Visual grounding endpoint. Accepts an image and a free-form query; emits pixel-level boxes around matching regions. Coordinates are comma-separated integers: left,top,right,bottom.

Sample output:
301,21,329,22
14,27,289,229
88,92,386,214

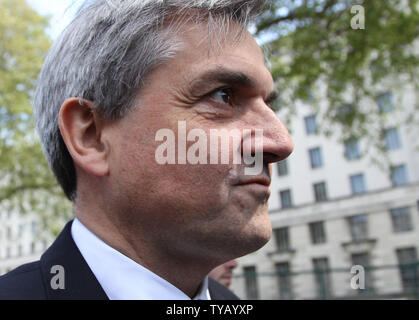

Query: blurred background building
2,86,418,298
0,211,51,275
230,87,419,299
1,1,418,301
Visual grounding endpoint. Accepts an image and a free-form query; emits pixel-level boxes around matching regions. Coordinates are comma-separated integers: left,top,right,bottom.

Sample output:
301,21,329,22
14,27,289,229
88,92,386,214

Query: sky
27,0,80,39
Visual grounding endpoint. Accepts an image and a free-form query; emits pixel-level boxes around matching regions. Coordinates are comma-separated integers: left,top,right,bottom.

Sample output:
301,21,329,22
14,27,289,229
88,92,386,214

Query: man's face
209,260,238,287
105,21,293,263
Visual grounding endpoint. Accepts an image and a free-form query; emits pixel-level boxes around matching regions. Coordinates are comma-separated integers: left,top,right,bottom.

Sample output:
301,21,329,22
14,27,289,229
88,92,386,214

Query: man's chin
231,220,272,257
245,229,272,253
249,209,272,245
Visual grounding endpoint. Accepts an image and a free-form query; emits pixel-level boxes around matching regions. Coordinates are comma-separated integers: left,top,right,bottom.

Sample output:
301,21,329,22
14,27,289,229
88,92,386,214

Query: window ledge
267,248,296,258
341,238,377,254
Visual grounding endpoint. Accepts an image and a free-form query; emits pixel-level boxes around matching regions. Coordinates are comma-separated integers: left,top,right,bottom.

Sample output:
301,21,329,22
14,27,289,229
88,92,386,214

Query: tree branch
256,0,340,34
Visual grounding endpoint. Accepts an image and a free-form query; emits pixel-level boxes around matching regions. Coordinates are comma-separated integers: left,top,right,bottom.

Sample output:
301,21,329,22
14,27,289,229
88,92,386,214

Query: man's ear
58,98,110,177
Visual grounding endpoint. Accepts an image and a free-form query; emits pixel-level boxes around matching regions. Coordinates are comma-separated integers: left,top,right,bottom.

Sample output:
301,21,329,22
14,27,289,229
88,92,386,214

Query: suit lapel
39,220,108,300
208,278,239,300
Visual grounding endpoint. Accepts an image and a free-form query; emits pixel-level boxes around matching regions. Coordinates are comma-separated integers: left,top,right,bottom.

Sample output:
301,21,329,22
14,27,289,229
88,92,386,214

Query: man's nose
226,259,238,270
254,102,294,164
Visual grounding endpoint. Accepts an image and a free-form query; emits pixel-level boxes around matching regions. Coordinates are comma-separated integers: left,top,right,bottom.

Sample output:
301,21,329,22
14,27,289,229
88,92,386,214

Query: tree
0,0,71,236
256,0,419,166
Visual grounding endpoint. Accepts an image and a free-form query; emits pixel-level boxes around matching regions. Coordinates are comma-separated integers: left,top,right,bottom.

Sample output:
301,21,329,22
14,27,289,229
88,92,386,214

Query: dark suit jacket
0,220,239,300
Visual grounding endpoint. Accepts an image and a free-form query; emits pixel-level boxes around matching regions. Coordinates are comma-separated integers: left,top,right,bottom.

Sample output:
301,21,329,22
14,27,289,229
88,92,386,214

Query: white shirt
71,218,211,300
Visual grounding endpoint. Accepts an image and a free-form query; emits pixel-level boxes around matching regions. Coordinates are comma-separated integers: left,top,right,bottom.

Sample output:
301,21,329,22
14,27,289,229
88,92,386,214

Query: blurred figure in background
209,260,238,288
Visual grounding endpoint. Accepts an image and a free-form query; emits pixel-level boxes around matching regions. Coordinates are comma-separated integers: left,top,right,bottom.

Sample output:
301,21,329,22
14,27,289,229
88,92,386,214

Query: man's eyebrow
188,67,256,94
188,66,278,104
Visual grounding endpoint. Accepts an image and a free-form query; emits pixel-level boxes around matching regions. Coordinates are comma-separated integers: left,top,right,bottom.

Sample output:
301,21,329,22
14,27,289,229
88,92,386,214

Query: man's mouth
234,174,271,187
237,176,271,187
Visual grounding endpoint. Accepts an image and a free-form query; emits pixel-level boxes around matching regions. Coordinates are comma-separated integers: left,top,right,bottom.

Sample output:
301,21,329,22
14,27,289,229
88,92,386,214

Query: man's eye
209,88,233,105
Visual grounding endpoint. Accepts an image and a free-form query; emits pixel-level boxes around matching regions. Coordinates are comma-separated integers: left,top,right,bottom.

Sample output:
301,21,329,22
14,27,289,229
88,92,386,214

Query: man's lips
234,175,271,187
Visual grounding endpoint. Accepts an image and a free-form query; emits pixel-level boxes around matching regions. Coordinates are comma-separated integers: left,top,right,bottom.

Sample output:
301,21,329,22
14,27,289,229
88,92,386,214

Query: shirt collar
71,218,210,300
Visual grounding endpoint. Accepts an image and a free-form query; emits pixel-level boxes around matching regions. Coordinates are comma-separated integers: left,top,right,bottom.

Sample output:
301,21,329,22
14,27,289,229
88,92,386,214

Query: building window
304,115,317,135
7,227,12,240
43,240,49,250
31,221,37,235
396,247,418,293
18,224,24,237
337,104,354,122
348,214,369,242
391,207,413,233
274,227,290,252
309,147,323,169
243,266,259,299
30,242,36,254
391,164,409,186
280,189,293,209
350,173,367,195
312,258,332,299
302,87,314,103
313,182,328,202
344,138,361,160
377,92,394,113
351,252,374,293
277,159,288,176
309,221,327,244
384,128,402,150
276,262,293,299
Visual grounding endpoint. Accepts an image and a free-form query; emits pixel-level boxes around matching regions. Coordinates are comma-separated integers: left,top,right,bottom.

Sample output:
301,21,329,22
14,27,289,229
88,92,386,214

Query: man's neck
74,209,212,298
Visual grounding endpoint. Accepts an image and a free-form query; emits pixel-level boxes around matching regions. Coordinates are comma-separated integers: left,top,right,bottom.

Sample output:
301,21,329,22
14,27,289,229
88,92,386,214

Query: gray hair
34,0,266,201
